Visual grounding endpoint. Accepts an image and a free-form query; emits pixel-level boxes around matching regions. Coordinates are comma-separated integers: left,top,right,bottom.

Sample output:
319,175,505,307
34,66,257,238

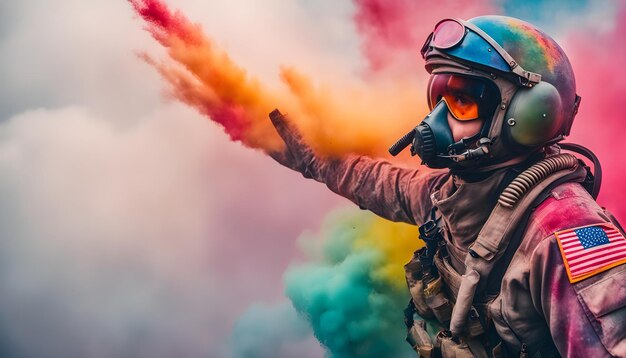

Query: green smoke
284,209,414,357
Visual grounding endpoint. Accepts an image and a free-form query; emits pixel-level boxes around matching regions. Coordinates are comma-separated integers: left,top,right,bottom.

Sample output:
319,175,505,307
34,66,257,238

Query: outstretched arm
268,109,447,225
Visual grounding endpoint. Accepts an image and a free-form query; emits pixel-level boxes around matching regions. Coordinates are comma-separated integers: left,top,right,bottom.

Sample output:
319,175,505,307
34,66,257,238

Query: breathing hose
498,153,579,208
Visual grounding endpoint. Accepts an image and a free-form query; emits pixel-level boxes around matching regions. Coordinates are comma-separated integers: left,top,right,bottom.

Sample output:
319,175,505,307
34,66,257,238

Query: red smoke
129,0,203,45
130,0,285,152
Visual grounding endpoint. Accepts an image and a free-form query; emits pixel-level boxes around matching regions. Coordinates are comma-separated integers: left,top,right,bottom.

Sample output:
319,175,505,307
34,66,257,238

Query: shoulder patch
555,223,626,283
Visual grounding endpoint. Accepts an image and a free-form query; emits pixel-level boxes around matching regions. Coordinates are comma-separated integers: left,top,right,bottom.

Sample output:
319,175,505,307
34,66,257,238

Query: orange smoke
130,0,429,159
129,0,285,152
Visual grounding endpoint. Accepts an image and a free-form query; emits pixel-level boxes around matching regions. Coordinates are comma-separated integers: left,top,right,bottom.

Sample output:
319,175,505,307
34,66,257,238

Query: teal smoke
232,302,318,358
284,210,413,357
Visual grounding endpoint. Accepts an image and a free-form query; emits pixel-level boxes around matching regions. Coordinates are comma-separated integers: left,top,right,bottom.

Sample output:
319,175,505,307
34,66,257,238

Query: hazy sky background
0,1,622,357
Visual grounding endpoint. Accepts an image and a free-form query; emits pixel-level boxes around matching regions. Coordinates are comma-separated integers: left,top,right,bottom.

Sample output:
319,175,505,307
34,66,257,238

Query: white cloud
168,0,363,85
0,0,165,122
0,103,343,356
0,1,357,356
0,105,219,356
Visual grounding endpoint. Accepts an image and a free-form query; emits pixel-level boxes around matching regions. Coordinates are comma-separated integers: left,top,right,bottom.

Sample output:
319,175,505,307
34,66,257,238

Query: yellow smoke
353,217,423,289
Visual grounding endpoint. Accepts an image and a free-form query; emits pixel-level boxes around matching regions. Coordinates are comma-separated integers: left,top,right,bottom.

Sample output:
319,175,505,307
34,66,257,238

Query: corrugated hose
498,153,579,208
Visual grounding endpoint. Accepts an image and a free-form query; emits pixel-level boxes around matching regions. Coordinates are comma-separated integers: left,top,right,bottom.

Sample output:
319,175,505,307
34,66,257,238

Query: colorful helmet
420,15,581,166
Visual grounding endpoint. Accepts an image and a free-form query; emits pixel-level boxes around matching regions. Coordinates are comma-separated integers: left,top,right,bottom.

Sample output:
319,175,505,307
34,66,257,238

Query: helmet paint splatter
468,16,577,115
421,15,580,166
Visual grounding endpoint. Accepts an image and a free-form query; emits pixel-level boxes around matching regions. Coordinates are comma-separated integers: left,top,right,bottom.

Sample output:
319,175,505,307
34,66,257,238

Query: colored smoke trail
130,0,430,158
129,0,284,152
284,210,420,357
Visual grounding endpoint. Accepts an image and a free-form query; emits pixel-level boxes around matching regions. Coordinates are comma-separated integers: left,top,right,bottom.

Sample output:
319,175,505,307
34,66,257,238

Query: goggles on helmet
427,74,499,121
421,19,542,87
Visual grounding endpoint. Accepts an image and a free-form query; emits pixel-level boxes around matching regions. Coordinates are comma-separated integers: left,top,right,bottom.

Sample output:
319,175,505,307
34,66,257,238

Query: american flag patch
555,223,626,283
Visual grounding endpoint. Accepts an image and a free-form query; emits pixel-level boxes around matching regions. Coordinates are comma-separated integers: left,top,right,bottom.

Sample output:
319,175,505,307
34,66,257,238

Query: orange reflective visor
427,74,493,121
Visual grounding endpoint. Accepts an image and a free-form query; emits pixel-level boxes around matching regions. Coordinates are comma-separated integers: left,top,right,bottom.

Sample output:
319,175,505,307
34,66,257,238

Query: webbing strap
470,166,586,263
449,163,588,337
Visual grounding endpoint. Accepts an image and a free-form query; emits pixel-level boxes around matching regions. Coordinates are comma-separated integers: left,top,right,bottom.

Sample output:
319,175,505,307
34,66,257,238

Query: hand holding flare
268,109,328,179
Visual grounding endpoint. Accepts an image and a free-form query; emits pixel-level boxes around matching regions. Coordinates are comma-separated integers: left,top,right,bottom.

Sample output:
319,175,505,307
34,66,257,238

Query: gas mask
390,73,500,169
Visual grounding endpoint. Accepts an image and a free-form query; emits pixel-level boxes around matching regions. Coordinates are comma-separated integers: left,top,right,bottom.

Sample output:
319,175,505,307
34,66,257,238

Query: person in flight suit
266,15,626,357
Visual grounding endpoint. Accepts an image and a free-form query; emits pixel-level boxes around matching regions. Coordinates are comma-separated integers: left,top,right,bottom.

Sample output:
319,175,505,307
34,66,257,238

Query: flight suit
268,112,626,357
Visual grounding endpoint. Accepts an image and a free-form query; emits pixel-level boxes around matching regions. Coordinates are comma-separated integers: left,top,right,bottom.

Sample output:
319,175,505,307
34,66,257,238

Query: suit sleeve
312,154,447,225
266,109,447,225
528,236,626,357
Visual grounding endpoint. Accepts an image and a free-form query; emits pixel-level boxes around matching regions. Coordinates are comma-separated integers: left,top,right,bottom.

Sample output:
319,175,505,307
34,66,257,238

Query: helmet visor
427,74,499,121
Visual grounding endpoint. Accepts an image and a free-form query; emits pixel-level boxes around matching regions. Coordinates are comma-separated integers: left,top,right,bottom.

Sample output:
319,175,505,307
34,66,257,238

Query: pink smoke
353,0,496,76
565,4,626,223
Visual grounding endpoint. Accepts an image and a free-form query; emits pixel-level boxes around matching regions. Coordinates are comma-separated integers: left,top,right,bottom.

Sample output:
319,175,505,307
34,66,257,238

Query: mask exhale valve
389,128,417,157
